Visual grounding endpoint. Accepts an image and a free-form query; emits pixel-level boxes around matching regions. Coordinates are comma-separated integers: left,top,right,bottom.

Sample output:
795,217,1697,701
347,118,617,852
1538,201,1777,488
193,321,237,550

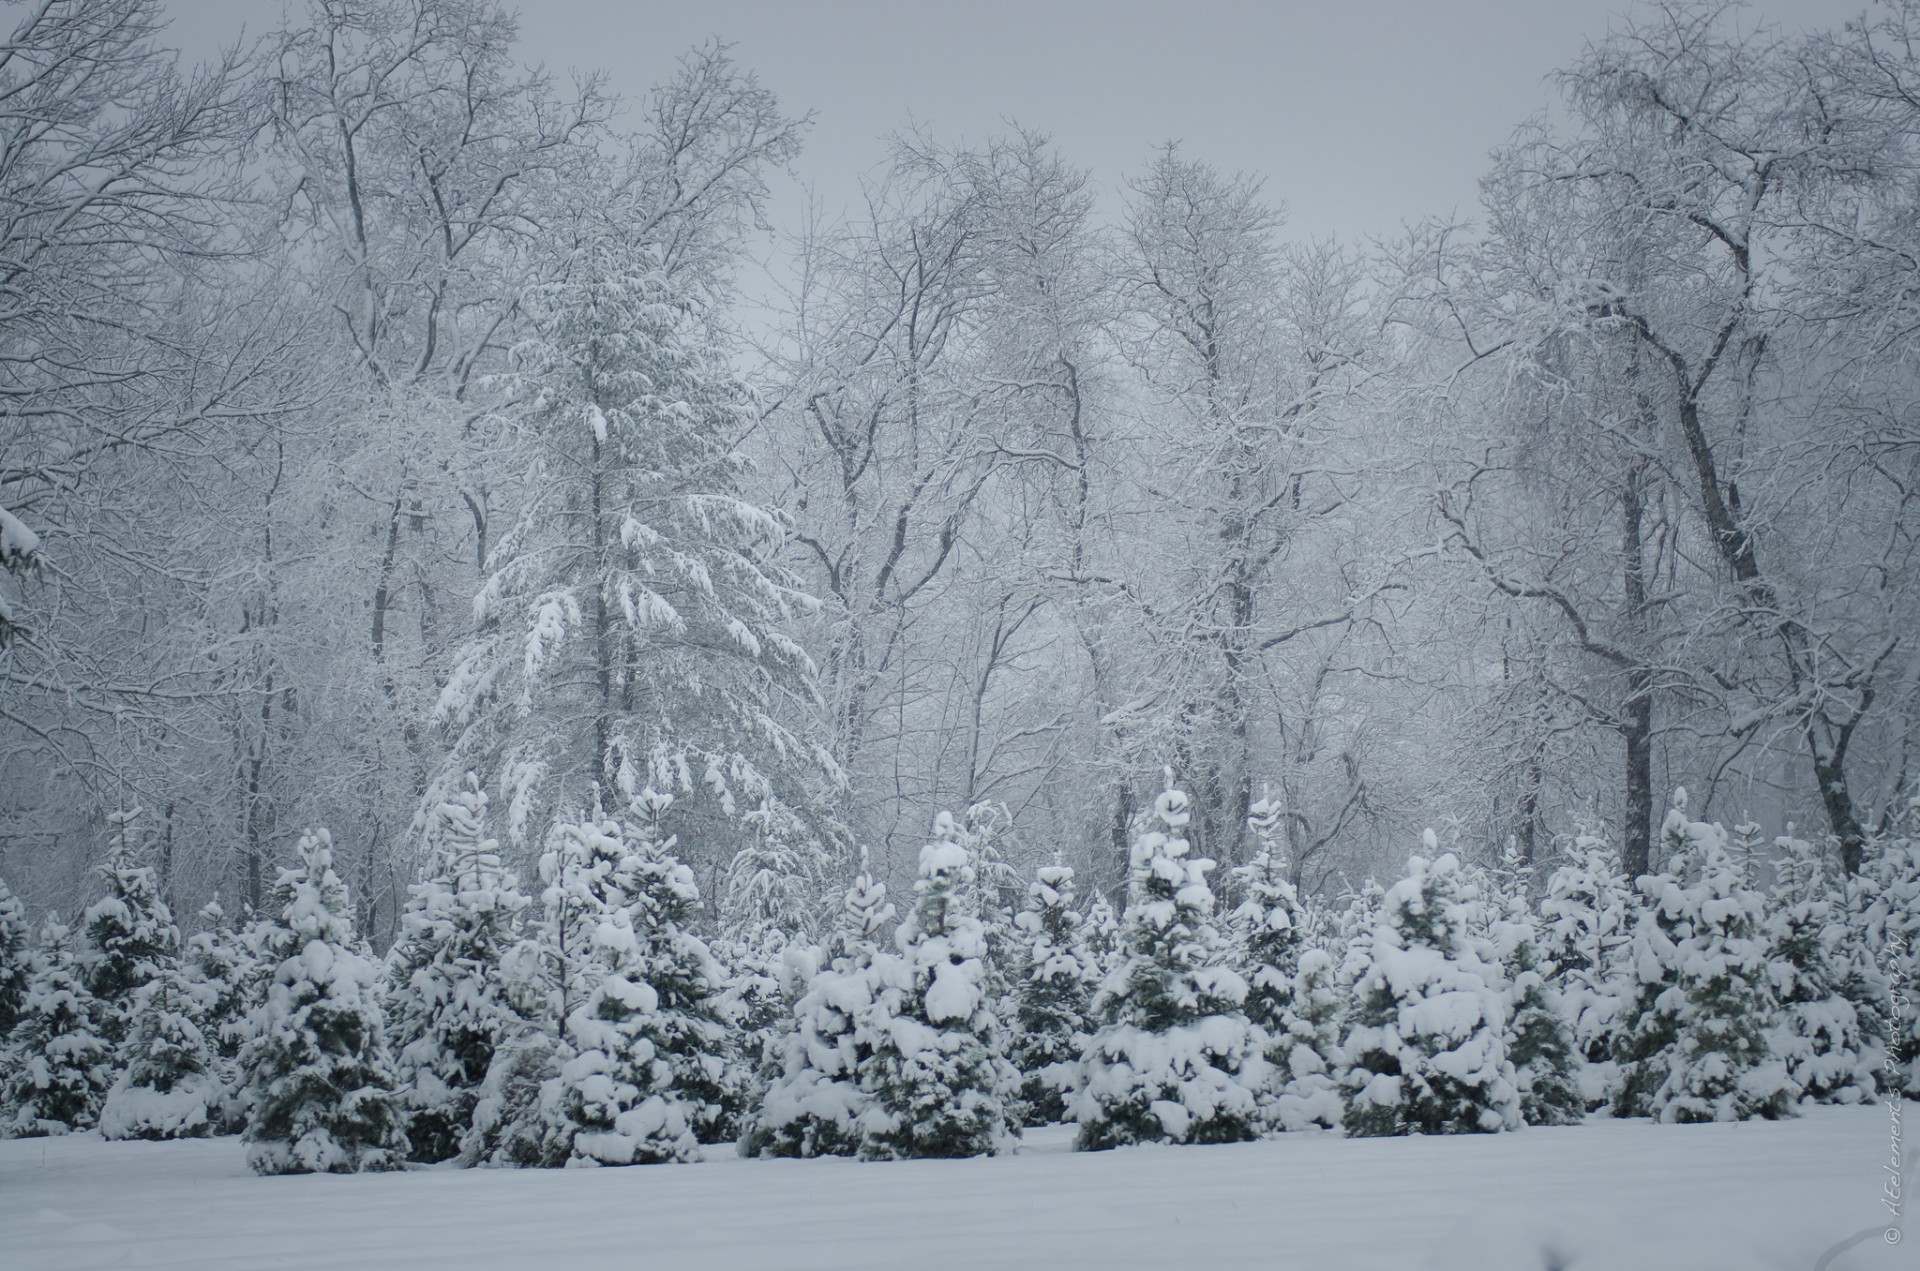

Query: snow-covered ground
1,1105,1911,1270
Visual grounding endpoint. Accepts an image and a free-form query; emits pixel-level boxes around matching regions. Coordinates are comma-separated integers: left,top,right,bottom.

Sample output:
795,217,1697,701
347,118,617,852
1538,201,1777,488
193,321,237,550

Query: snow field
1,1104,1910,1271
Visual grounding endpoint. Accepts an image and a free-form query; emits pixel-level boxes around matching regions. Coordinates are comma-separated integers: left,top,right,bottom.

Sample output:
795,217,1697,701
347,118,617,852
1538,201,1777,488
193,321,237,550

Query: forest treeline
0,0,1916,938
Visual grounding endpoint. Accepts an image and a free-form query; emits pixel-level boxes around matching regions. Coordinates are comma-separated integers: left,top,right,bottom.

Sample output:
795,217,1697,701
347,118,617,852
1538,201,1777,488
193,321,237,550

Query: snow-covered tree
859,811,1018,1159
240,830,408,1174
1081,892,1121,979
99,957,220,1141
182,900,252,1131
740,847,892,1158
1613,796,1795,1123
428,219,832,869
386,775,533,1162
545,791,730,1165
1230,847,1306,1039
1340,842,1521,1137
0,876,28,1037
1008,863,1097,1125
0,917,112,1136
1765,838,1878,1105
1264,948,1344,1131
1482,853,1583,1127
1538,833,1635,1100
1859,836,1920,1096
1072,784,1263,1150
81,808,179,1042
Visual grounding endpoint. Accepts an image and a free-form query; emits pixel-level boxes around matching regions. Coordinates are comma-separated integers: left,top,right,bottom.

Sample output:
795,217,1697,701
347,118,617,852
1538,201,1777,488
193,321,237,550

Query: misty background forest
4,0,1912,932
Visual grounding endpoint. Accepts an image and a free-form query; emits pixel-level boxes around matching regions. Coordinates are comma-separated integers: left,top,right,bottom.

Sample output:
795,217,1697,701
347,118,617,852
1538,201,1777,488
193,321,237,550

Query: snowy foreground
2,1105,1911,1271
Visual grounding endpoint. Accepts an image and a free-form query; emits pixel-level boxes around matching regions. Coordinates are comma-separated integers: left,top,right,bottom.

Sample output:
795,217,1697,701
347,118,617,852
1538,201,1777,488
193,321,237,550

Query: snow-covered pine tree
1482,846,1583,1127
1081,892,1121,980
0,916,112,1136
1229,843,1306,1041
81,807,179,1044
99,956,220,1141
1855,831,1920,1097
1008,862,1097,1126
1072,783,1264,1150
1538,832,1634,1102
386,775,533,1162
956,801,1025,998
1648,837,1796,1123
182,900,252,1132
1764,837,1878,1105
546,791,731,1165
240,830,408,1174
859,812,1018,1159
1265,948,1344,1131
740,847,893,1158
0,876,28,1037
1335,878,1387,993
1340,840,1522,1137
428,221,832,871
1611,793,1709,1119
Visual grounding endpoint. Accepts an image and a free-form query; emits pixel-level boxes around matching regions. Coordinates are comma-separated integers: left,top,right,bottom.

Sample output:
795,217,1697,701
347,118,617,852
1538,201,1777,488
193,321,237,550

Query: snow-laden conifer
1340,841,1521,1137
1071,783,1264,1150
385,775,532,1161
0,916,112,1136
81,808,179,1043
740,847,893,1158
1764,837,1878,1105
240,830,408,1174
1538,833,1633,1104
182,901,253,1131
1481,848,1583,1126
858,812,1018,1158
427,224,832,865
0,876,28,1037
100,957,220,1140
1008,862,1097,1125
1266,948,1344,1131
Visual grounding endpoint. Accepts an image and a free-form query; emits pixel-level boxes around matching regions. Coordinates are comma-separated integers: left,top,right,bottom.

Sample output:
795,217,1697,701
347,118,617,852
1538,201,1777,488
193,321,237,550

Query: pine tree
1538,832,1634,1101
1612,791,1712,1119
183,900,254,1131
1072,783,1264,1150
99,958,220,1140
1081,892,1121,979
1230,845,1306,1039
385,775,533,1162
240,830,408,1174
1483,848,1583,1127
1008,862,1097,1126
956,801,1025,1000
1765,837,1878,1106
0,916,112,1136
1856,833,1920,1097
428,224,832,866
546,791,730,1165
1648,838,1796,1123
1265,948,1344,1131
1340,841,1522,1137
81,808,179,1043
859,811,1018,1159
0,875,28,1037
740,847,892,1158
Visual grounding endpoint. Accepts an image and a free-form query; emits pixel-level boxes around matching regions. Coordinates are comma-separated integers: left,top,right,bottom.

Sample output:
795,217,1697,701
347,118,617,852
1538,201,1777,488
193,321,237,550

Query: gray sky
164,0,1871,244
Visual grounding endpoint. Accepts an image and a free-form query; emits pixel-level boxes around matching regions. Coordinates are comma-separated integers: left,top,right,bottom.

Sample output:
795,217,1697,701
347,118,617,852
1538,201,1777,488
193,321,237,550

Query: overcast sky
164,0,1871,246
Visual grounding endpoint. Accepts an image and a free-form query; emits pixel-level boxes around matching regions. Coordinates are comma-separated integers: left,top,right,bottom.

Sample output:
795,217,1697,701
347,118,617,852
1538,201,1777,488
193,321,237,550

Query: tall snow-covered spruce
81,808,180,1045
859,812,1018,1159
741,846,893,1159
1,916,113,1136
429,221,833,871
1339,841,1521,1137
239,831,408,1174
1071,784,1263,1150
385,775,532,1162
1008,862,1097,1126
